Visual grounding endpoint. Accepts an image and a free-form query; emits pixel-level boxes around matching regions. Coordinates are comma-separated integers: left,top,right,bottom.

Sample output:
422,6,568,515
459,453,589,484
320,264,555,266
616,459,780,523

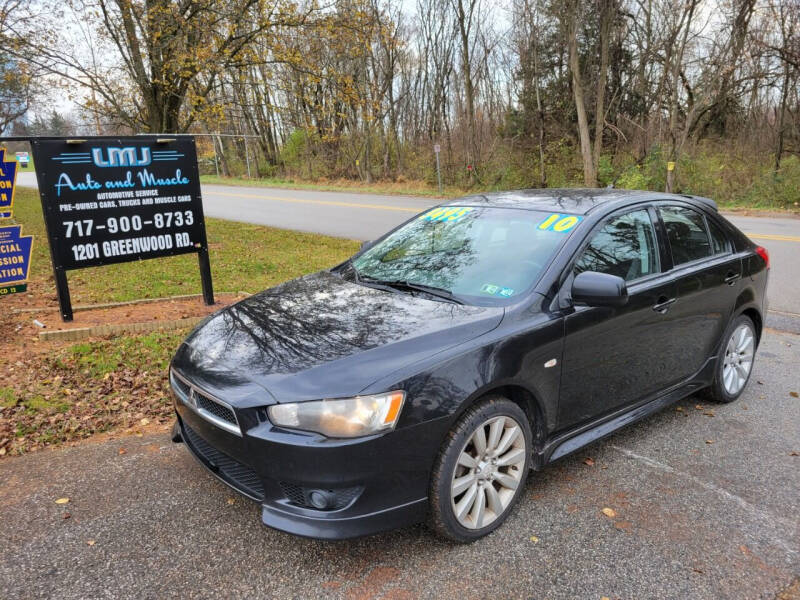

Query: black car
170,189,769,542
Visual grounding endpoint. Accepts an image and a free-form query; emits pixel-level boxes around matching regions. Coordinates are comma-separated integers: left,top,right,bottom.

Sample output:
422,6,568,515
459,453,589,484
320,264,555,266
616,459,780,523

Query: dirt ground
1,293,243,361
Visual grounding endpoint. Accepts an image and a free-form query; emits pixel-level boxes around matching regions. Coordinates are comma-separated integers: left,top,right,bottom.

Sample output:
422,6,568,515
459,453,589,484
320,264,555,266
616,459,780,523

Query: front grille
280,482,307,506
195,392,236,425
171,369,241,436
170,371,191,398
278,482,361,510
183,424,265,501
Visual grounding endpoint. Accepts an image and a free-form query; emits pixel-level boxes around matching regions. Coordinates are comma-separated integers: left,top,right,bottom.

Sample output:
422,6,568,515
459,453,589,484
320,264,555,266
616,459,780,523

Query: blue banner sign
0,148,19,219
0,224,33,294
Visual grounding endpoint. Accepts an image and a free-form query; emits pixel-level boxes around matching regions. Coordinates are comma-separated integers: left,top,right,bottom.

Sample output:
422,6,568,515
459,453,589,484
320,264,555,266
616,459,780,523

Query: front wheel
706,314,757,403
429,396,532,543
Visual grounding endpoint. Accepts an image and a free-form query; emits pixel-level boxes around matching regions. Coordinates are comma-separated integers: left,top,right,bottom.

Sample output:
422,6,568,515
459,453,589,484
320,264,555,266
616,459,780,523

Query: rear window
660,206,712,265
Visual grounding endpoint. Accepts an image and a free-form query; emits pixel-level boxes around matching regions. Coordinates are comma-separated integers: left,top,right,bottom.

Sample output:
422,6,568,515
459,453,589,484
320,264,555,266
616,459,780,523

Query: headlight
267,391,406,438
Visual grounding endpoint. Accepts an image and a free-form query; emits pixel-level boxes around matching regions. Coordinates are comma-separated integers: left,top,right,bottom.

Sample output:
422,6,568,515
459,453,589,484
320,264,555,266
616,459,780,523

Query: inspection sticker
421,207,474,222
481,283,514,297
537,213,583,233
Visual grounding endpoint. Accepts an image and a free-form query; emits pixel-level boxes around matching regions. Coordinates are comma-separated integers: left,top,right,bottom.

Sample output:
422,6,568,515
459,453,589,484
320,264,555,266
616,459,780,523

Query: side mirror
360,240,373,251
571,271,628,307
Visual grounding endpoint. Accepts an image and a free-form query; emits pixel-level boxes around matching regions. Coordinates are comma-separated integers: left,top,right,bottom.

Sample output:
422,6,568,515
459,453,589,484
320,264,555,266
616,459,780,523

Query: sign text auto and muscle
34,138,207,270
30,136,213,320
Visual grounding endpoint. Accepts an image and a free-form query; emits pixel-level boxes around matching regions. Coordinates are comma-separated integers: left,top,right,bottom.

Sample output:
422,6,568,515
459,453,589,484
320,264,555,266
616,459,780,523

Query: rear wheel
429,396,531,543
706,314,756,403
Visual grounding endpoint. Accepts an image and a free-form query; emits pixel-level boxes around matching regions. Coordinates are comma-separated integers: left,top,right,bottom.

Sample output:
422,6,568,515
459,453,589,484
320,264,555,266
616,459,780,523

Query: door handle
652,296,676,313
725,271,741,285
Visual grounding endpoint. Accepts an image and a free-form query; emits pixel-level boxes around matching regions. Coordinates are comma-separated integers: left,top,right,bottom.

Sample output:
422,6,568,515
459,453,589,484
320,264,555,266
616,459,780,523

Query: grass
24,395,71,414
64,331,184,377
0,387,16,409
200,173,455,198
11,187,360,304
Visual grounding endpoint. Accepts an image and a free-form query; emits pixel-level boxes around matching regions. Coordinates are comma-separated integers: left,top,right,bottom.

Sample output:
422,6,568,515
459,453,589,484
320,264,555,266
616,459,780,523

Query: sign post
434,144,442,195
29,136,213,321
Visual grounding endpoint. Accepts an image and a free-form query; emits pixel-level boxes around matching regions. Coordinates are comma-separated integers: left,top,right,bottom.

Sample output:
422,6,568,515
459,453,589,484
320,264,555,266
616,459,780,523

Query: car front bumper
173,396,449,540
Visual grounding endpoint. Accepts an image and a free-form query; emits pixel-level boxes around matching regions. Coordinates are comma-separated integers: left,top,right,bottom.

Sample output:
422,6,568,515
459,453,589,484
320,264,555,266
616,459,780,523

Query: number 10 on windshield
538,214,583,233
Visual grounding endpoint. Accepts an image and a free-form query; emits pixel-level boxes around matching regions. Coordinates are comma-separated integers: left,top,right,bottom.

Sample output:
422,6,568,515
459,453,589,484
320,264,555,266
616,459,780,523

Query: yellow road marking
744,232,800,242
211,190,422,213
209,191,800,241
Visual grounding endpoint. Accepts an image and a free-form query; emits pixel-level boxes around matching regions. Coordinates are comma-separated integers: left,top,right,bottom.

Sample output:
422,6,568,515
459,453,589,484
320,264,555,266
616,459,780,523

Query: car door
657,204,742,380
557,206,678,430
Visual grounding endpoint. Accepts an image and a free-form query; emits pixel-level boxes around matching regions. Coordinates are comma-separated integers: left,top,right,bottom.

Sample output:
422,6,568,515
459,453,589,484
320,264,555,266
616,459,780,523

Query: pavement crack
609,444,799,557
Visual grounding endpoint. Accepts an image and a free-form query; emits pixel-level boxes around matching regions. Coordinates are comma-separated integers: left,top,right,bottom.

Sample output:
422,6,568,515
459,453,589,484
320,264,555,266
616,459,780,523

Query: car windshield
350,206,583,303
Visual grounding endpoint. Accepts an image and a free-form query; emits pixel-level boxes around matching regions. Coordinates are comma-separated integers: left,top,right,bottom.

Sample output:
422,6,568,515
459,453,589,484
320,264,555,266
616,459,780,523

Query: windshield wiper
358,276,464,304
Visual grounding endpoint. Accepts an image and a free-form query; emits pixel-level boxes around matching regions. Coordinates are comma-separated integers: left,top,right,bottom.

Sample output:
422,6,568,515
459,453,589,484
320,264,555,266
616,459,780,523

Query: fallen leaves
790,392,798,398
705,440,714,445
529,535,539,543
0,330,186,457
583,457,595,466
703,411,715,417
55,497,70,505
226,497,235,505
601,507,616,518
790,451,798,457
87,540,96,546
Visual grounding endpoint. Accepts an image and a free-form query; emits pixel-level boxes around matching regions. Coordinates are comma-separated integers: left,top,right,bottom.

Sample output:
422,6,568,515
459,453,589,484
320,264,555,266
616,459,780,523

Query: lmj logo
91,147,152,168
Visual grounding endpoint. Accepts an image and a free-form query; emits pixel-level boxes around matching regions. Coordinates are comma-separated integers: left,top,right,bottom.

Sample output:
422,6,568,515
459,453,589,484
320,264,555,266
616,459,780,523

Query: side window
660,206,712,265
574,209,660,281
707,218,730,254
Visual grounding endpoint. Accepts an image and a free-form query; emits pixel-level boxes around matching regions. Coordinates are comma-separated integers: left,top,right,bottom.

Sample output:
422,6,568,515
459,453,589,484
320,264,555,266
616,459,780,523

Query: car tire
429,396,532,543
705,314,757,403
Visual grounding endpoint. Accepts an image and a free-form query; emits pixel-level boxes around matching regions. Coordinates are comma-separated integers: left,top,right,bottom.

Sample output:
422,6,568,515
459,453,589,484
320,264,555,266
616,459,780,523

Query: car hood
173,271,504,404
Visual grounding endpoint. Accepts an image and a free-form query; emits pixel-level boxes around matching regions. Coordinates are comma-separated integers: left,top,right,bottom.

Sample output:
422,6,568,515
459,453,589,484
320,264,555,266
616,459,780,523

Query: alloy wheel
450,415,527,530
722,322,754,395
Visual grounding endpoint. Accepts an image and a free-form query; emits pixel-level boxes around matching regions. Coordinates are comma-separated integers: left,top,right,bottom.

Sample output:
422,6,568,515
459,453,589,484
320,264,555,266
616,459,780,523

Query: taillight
755,246,770,269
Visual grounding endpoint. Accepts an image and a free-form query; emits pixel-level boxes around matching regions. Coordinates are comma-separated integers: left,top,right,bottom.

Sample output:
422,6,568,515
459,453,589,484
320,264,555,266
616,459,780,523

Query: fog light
308,490,334,510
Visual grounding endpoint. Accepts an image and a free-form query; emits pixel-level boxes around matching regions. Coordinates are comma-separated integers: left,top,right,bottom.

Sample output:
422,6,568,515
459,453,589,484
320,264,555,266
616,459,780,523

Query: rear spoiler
682,194,718,211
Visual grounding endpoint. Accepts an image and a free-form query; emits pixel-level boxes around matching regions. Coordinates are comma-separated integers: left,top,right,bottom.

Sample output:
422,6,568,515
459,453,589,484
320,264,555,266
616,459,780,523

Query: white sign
434,144,441,153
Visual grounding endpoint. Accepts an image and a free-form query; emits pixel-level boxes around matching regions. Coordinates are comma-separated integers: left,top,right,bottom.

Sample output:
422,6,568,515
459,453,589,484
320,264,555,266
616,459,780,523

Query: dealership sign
0,225,32,296
0,147,31,297
30,136,213,320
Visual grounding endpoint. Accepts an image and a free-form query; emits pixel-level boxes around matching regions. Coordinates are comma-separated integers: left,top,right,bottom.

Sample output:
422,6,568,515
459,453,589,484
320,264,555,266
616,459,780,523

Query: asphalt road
1,328,798,599
17,172,800,319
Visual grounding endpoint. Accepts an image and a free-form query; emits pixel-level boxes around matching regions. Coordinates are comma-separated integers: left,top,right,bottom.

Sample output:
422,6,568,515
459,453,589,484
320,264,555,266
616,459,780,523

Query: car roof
442,188,717,215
